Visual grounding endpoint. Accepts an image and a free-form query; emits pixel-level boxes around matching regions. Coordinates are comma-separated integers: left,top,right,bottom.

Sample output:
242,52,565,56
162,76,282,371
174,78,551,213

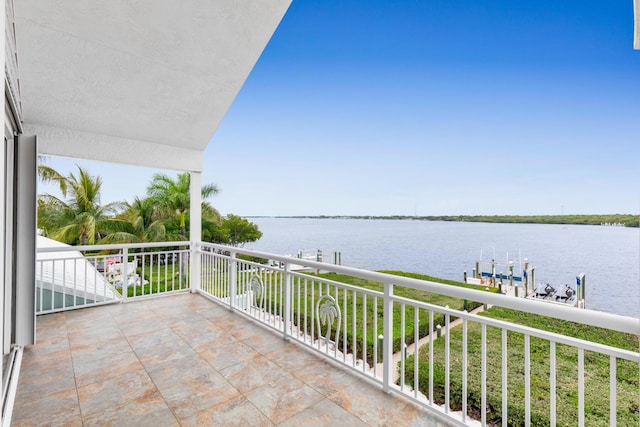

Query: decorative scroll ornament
316,295,341,345
249,274,265,309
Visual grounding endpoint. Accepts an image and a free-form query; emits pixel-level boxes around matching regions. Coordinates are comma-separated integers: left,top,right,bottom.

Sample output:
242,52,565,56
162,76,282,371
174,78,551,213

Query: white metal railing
33,240,639,425
35,241,190,314
198,243,640,427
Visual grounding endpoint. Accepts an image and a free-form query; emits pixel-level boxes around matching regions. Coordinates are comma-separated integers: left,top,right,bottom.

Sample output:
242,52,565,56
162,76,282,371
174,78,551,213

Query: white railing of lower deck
35,241,190,314
198,243,640,427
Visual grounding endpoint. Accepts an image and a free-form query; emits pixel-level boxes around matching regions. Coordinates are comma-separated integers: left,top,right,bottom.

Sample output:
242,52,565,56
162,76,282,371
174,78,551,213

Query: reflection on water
246,218,640,318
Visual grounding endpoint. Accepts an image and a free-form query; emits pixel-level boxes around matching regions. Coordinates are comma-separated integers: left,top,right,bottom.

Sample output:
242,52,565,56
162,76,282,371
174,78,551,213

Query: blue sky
41,0,639,216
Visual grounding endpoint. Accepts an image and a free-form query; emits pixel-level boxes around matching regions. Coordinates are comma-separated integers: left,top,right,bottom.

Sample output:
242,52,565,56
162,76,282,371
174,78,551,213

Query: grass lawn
404,306,639,426
276,270,496,365
115,263,190,298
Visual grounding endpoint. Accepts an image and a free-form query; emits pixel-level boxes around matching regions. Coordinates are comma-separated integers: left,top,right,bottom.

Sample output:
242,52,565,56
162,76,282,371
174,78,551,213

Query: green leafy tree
205,214,262,247
38,166,126,245
147,172,220,238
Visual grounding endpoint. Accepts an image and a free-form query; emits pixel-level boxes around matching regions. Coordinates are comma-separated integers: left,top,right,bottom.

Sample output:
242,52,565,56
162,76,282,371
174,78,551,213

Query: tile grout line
63,311,86,426
77,298,249,424
108,300,184,426
199,298,337,425
219,311,327,425
178,297,270,423
177,295,277,425
111,295,245,425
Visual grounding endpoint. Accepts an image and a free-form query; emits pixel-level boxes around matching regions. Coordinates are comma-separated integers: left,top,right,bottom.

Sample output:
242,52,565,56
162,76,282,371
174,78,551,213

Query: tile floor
12,293,449,426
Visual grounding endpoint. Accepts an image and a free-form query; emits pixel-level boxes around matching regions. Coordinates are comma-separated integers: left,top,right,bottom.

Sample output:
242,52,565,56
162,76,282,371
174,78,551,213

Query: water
245,218,640,318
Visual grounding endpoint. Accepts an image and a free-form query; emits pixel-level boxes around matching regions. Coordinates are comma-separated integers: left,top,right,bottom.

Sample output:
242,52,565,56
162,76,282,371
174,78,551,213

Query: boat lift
464,250,533,293
464,250,586,309
529,273,586,308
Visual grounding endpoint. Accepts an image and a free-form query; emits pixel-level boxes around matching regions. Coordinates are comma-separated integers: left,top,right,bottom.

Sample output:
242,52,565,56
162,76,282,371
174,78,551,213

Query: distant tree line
415,214,639,227
270,214,639,227
37,164,262,246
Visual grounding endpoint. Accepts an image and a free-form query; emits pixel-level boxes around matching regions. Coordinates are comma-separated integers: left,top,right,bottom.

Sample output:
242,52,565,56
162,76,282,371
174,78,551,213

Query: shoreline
246,214,640,227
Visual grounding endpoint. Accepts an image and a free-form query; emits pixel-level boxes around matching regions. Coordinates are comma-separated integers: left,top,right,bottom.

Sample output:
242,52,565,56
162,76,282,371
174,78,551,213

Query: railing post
189,170,202,293
190,241,200,293
531,267,535,295
121,247,128,302
383,281,394,393
283,262,291,340
509,264,514,287
229,251,237,311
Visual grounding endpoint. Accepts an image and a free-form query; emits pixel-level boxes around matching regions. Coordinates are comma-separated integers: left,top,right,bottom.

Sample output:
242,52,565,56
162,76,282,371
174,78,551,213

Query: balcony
13,293,445,426
8,241,640,426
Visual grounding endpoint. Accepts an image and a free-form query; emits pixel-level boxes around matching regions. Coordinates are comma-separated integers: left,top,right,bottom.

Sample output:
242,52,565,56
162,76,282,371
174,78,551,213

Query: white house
2,1,639,425
3,0,291,421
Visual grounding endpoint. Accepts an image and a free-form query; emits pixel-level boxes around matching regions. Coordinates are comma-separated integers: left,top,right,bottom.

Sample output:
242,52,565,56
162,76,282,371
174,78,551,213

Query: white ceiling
14,0,291,171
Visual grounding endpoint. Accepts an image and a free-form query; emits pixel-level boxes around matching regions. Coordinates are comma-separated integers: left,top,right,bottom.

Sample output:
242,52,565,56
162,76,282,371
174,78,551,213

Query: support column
15,135,37,346
189,171,202,293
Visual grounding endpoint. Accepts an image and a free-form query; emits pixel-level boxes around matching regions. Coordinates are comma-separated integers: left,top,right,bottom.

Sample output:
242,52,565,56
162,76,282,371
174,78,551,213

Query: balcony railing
197,243,640,427
35,241,640,426
36,241,190,314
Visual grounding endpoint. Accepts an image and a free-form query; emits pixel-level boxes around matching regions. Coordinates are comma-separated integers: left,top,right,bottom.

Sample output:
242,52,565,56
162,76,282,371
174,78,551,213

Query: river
245,218,640,318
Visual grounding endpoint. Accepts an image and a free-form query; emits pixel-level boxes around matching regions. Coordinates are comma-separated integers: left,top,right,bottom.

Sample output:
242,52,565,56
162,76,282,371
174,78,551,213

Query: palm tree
37,157,67,196
100,197,183,244
38,166,126,245
147,172,220,238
